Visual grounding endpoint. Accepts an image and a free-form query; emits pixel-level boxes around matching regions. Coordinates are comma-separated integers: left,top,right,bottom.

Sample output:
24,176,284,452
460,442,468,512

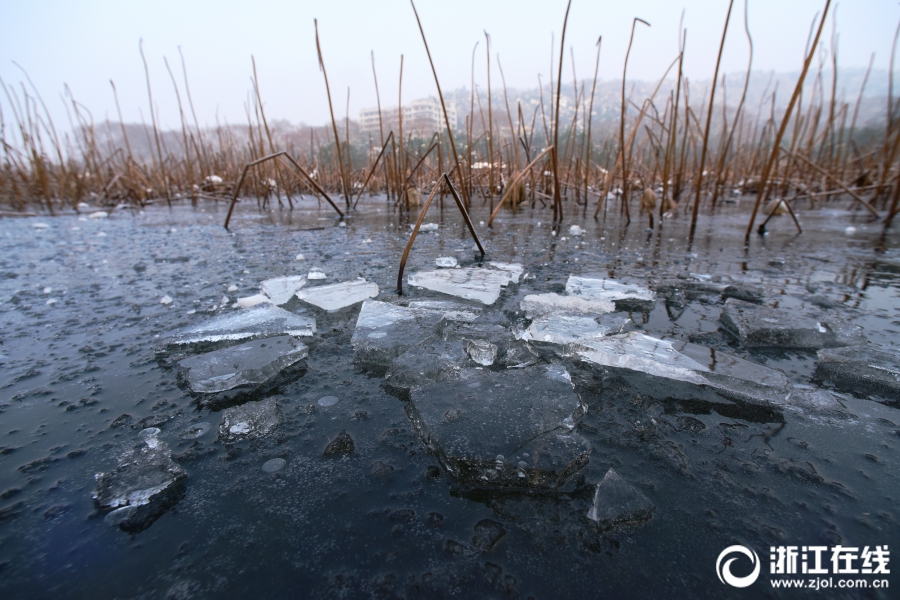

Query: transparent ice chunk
487,261,524,283
720,298,865,349
235,294,271,309
520,314,630,350
814,346,900,404
295,278,379,311
217,397,283,443
435,256,458,268
587,468,654,529
466,339,498,366
352,300,478,368
577,331,792,406
93,436,187,532
408,268,516,305
177,335,308,395
405,365,590,491
566,276,655,304
260,275,306,305
520,293,615,319
157,304,315,358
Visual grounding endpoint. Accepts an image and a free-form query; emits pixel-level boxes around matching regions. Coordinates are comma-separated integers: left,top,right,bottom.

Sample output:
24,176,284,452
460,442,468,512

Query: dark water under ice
0,196,898,599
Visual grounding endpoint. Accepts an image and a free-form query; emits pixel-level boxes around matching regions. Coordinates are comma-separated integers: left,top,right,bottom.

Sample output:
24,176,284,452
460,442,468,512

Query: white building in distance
359,97,458,138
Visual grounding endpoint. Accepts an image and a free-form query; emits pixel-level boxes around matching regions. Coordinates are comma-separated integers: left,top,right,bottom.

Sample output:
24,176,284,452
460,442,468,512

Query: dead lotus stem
488,145,554,227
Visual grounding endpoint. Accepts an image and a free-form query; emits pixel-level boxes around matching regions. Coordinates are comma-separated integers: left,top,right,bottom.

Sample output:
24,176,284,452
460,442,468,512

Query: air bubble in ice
262,458,286,473
318,396,339,407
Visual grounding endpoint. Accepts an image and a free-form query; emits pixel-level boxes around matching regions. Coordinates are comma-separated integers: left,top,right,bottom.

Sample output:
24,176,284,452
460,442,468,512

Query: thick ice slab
352,300,479,368
218,397,283,443
408,268,516,305
93,433,187,533
406,365,591,491
260,275,306,305
520,314,630,350
177,335,307,400
566,276,655,307
720,298,865,349
520,293,615,319
587,469,654,530
295,278,379,311
487,261,524,283
576,331,791,406
157,304,315,358
385,339,469,398
814,346,900,404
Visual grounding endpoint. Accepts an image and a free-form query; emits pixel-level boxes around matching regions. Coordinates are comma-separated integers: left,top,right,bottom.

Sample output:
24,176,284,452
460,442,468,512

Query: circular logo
716,545,761,588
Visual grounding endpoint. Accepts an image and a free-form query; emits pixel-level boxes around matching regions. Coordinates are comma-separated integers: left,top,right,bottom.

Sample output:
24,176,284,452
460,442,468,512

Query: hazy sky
1,0,898,132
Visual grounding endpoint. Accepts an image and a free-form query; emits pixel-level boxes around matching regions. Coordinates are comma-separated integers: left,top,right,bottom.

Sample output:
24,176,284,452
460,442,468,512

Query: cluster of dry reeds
2,0,899,236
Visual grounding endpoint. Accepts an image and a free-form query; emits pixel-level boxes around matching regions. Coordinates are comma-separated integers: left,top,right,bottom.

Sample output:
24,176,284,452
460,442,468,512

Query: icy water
0,197,898,599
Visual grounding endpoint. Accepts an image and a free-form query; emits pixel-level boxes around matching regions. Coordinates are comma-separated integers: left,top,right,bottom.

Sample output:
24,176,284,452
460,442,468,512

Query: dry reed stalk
138,39,170,204
488,145,554,226
485,31,495,212
690,0,733,236
584,37,602,216
618,18,651,225
551,0,573,222
409,0,469,209
314,19,350,207
745,0,833,241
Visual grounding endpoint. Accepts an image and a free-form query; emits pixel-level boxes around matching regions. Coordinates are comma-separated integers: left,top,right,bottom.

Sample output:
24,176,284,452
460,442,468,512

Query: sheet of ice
295,278,379,311
815,346,900,404
520,314,630,350
260,275,306,305
577,332,709,386
408,268,515,305
352,300,478,368
385,339,469,397
93,434,187,532
587,469,654,529
435,256,458,268
235,294,272,309
578,331,792,406
307,269,327,280
520,293,615,319
566,276,655,303
487,261,524,283
720,298,865,349
217,397,283,443
406,365,590,491
158,304,315,357
411,223,439,231
177,335,308,394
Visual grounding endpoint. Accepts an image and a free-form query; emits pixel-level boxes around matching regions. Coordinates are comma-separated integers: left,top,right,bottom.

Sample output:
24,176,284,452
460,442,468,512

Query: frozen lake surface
0,197,898,598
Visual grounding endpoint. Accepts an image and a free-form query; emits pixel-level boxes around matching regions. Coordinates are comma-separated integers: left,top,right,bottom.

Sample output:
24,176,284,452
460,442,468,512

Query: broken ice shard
93,434,187,533
408,268,516,305
235,294,271,309
352,300,479,369
385,340,469,398
260,275,306,305
157,304,315,359
520,293,615,319
217,397,283,443
466,339,498,366
720,298,865,349
566,276,654,310
587,468,654,530
295,278,378,311
576,331,792,406
405,364,591,491
177,335,307,402
520,314,630,351
435,256,458,268
814,346,900,404
487,261,524,283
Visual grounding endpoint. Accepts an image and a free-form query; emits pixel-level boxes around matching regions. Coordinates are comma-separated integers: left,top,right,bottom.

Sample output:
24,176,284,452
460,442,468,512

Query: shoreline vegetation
2,0,900,239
